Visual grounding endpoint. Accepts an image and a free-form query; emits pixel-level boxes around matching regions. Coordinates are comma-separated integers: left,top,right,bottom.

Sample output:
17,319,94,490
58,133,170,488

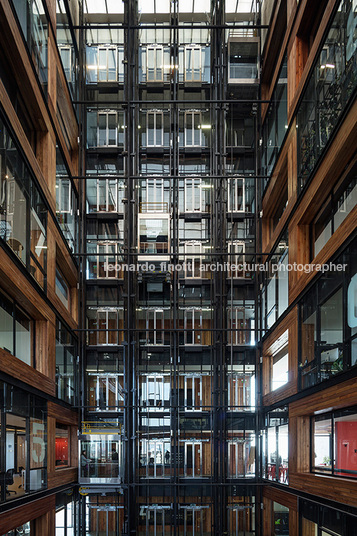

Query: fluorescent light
326,63,335,68
200,124,211,129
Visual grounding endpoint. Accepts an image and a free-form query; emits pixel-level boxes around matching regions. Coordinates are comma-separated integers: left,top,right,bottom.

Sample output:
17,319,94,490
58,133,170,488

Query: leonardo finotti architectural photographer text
104,261,348,274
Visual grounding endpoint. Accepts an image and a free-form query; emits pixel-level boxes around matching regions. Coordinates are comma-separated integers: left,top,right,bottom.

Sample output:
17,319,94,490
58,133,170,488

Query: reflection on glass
313,417,332,473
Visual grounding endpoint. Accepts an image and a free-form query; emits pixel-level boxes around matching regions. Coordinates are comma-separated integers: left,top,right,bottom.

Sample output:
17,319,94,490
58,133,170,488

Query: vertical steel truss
79,0,261,533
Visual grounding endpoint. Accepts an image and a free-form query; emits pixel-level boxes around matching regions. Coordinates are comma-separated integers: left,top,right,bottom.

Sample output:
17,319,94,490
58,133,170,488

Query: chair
5,468,17,495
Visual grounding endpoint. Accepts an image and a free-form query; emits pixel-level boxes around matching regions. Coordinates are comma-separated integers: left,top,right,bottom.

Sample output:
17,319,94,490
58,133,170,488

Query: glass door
228,178,245,212
147,46,164,81
96,178,118,212
184,309,203,345
184,374,202,411
185,112,202,146
97,112,117,147
185,46,202,81
96,242,118,278
147,111,164,147
228,242,246,278
87,505,122,536
184,242,202,278
140,506,171,536
98,47,117,82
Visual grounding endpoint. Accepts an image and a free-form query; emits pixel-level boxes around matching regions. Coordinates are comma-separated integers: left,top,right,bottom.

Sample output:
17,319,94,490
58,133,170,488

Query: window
139,439,171,478
299,499,357,535
312,408,357,479
228,433,256,478
139,178,170,213
298,243,356,391
180,506,210,535
264,408,289,484
56,497,75,536
87,373,124,411
59,45,72,82
228,241,246,278
80,427,122,483
12,0,48,93
98,47,117,81
182,178,211,212
184,46,202,81
267,330,289,392
228,305,255,346
0,115,47,287
0,382,47,502
139,506,171,535
179,373,211,411
86,178,125,213
297,0,357,190
228,499,255,536
182,308,211,345
312,168,357,257
57,0,78,97
228,372,255,410
138,215,169,258
261,56,288,182
312,415,332,474
147,46,164,81
98,111,118,146
56,320,77,405
56,148,78,252
56,267,70,309
55,424,70,468
228,40,259,81
228,177,245,212
87,242,122,279
86,46,124,83
184,242,203,278
179,440,208,477
137,309,170,346
0,291,33,366
139,373,170,409
146,111,164,147
273,502,289,536
184,111,202,146
87,308,123,346
263,236,289,331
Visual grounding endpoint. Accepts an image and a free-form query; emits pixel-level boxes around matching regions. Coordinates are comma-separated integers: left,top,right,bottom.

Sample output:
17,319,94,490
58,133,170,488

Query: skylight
84,0,124,14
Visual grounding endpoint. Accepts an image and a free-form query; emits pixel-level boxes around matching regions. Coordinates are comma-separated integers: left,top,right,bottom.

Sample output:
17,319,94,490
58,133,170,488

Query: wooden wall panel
48,467,78,489
0,495,56,534
0,348,55,396
263,486,298,509
290,378,357,418
48,401,79,425
289,473,357,508
35,509,56,536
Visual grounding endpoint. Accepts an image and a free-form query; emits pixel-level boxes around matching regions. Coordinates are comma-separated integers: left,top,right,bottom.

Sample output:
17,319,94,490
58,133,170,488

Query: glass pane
107,114,117,146
15,307,31,365
98,49,107,81
0,294,14,355
6,177,27,265
313,417,332,473
98,114,107,145
107,49,116,81
334,412,357,478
